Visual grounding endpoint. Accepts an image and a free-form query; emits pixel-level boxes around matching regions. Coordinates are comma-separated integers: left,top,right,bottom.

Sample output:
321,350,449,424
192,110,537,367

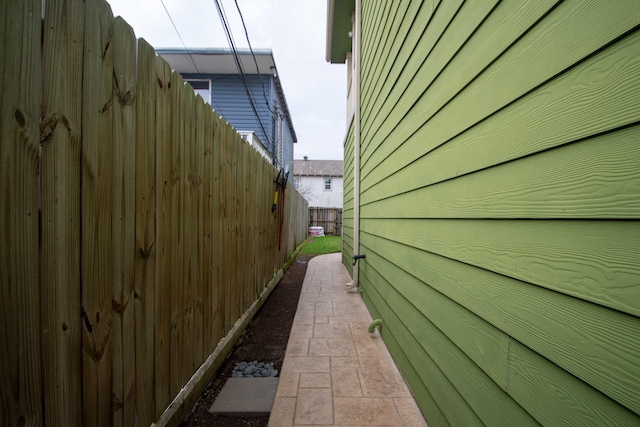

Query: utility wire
159,0,225,114
213,0,276,164
234,0,270,110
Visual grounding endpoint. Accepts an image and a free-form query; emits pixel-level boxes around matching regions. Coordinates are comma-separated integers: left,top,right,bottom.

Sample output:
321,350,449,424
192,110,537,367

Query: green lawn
299,235,342,255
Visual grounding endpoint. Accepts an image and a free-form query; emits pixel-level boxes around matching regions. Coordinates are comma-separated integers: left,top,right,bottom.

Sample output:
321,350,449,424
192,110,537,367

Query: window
324,178,332,190
185,80,211,105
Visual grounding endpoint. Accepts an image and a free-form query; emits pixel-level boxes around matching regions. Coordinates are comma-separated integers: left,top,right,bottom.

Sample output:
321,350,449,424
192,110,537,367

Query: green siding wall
342,121,355,274
348,0,640,426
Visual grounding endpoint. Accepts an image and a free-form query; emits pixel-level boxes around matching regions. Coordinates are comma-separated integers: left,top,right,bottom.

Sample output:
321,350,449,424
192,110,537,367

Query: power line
159,0,225,114
212,0,276,165
233,0,270,109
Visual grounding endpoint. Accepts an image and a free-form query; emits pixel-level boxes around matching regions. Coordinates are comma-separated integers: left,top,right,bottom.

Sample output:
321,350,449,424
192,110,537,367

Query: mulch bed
180,254,314,427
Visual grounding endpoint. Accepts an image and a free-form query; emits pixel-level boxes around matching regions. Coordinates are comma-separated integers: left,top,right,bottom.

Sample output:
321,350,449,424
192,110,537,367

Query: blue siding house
157,48,297,172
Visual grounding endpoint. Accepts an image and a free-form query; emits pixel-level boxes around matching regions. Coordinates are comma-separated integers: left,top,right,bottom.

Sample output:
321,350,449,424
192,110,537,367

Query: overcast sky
106,0,347,161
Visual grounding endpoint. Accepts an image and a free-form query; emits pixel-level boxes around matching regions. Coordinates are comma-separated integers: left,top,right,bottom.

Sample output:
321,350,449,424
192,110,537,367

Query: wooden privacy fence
0,0,309,425
309,207,343,235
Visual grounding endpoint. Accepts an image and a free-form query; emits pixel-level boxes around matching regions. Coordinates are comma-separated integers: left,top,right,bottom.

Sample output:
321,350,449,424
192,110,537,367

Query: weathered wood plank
219,120,230,333
40,0,84,425
0,0,42,425
134,38,157,427
181,82,195,384
362,0,640,188
211,113,223,345
202,103,214,357
360,232,640,414
194,95,206,364
364,217,640,317
154,55,173,417
361,124,640,219
170,71,185,397
80,1,115,424
110,16,137,426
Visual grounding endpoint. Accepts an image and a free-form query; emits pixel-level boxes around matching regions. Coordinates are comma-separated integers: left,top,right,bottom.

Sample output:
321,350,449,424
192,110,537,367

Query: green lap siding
344,0,640,425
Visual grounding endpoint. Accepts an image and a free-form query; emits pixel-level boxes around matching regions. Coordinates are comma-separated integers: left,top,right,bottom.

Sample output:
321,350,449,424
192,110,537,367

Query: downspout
346,0,362,291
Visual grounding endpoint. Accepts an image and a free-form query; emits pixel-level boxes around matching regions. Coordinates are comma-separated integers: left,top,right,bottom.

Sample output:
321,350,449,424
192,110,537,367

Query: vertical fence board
111,17,137,426
221,122,231,332
81,0,115,425
181,84,195,383
202,106,214,357
0,0,42,425
154,56,173,417
134,38,157,427
170,71,185,397
195,96,206,364
212,114,224,344
41,0,83,425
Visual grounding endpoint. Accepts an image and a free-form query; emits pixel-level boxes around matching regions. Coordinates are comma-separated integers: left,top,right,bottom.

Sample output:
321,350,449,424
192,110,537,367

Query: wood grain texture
169,70,185,397
40,0,84,425
80,1,115,424
361,258,539,427
364,217,640,317
111,17,137,426
361,0,640,191
0,0,42,425
134,38,157,427
360,232,640,415
361,125,640,219
154,55,173,417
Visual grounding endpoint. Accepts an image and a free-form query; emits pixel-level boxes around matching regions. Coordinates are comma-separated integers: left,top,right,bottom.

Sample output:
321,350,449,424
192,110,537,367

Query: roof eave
326,0,355,64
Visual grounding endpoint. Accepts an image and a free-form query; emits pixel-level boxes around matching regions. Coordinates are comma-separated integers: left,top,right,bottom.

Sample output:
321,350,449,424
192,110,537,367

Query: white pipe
346,0,361,291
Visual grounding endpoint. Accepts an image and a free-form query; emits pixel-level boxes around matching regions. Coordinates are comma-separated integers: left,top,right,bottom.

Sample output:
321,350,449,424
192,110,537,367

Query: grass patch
299,235,341,255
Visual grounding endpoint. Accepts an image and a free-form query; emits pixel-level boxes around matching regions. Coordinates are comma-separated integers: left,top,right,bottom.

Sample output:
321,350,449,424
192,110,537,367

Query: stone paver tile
331,368,362,397
268,397,296,427
295,317,314,325
359,365,411,397
314,323,352,339
314,316,328,324
309,339,356,357
276,372,300,398
299,373,331,388
351,326,387,358
333,309,370,319
300,302,316,310
285,338,309,357
395,397,429,427
289,323,314,338
334,397,403,426
331,356,361,370
282,356,330,373
296,309,315,319
315,303,335,317
294,388,333,425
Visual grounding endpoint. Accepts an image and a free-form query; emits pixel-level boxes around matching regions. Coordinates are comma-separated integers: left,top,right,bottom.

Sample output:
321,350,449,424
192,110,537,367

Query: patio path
268,253,428,427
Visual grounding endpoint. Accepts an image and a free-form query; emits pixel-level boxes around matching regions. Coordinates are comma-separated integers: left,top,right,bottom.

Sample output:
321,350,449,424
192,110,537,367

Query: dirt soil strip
181,254,314,427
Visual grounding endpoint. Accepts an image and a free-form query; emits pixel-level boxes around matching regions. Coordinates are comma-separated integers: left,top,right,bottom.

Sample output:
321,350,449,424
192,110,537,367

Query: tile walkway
268,253,428,427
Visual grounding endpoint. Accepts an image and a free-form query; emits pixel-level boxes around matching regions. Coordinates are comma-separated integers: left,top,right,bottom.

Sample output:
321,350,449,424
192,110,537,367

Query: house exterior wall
348,1,640,426
295,176,344,208
182,73,294,170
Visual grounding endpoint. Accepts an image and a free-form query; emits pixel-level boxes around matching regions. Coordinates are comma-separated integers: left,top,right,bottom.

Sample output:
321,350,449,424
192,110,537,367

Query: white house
293,158,343,208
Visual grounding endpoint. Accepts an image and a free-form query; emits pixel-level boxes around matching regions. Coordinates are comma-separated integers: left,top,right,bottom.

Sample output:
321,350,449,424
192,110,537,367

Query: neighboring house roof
156,47,297,142
326,0,355,63
293,159,344,177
